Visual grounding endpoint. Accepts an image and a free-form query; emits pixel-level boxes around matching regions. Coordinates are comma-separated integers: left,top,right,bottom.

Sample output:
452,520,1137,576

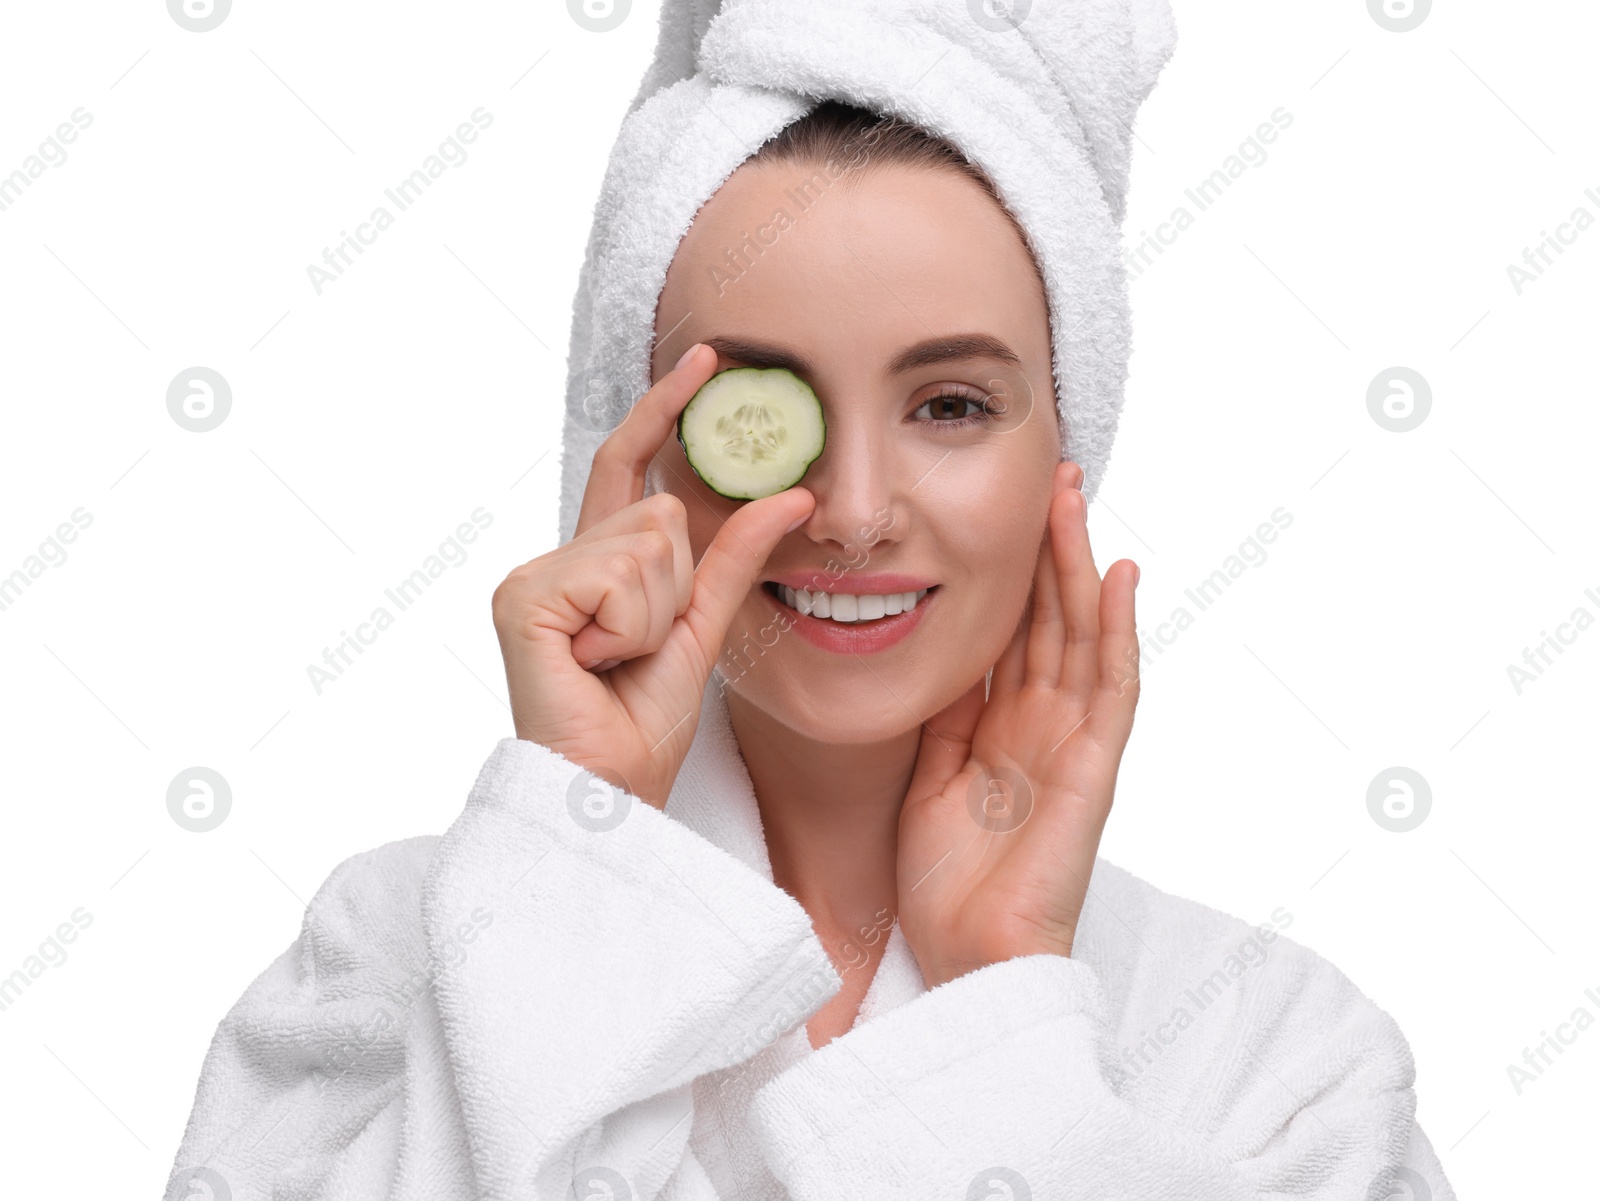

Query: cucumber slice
676,367,826,501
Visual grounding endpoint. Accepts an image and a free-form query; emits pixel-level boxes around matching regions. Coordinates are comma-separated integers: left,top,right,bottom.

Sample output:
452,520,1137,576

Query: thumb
908,673,987,799
679,487,815,669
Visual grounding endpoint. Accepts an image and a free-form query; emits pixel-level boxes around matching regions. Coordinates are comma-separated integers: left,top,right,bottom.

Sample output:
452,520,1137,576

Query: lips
759,581,939,654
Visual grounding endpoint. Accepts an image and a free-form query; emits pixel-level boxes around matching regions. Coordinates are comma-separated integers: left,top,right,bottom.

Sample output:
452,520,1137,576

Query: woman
166,6,1456,1200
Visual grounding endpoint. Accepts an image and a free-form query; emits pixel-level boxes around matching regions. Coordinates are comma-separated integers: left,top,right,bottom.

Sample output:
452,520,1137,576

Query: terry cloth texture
165,672,1457,1199
559,0,1183,545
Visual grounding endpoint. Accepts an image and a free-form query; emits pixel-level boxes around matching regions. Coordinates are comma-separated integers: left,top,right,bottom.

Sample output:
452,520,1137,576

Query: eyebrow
701,332,1022,379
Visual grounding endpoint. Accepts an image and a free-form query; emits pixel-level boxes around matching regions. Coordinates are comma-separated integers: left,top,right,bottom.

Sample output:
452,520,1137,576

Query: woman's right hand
491,343,815,810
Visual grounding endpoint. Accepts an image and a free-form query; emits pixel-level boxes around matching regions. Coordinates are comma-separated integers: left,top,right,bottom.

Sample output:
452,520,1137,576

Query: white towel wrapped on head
560,0,1180,544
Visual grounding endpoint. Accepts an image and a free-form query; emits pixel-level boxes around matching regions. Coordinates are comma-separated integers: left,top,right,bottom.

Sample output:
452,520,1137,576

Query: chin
723,652,967,746
771,699,925,746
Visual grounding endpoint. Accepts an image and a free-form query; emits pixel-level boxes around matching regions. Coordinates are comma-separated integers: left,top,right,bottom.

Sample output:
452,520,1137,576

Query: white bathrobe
165,672,1456,1200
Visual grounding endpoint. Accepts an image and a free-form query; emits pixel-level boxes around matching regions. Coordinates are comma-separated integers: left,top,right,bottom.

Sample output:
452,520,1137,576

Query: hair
747,99,1049,303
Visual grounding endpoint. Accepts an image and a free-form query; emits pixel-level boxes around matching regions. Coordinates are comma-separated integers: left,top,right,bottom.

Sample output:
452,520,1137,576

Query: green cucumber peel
675,366,826,501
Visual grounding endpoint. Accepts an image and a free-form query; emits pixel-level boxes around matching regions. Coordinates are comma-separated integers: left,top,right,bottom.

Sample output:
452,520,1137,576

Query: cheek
930,458,1049,578
954,522,1042,623
923,472,1053,662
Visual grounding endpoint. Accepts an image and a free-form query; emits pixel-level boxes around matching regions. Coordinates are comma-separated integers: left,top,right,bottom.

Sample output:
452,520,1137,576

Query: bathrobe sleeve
165,736,839,1201
747,948,1456,1201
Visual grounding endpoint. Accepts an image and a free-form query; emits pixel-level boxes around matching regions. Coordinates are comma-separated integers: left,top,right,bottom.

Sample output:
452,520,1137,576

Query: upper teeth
777,584,930,622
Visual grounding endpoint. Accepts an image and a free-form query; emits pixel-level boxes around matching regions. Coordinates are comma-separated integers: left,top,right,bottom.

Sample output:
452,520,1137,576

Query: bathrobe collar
664,669,929,1027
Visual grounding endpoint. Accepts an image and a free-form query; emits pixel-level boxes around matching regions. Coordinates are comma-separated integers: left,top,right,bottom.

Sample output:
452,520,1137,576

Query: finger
538,541,651,666
570,529,678,667
1053,478,1103,699
907,673,987,801
1025,462,1075,687
556,492,694,614
1090,559,1141,740
647,492,696,616
529,530,676,675
564,492,696,616
989,577,1033,698
574,343,716,538
677,485,815,672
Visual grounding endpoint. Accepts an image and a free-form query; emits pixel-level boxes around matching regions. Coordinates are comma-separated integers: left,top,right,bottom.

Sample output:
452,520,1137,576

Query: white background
0,1,1594,1196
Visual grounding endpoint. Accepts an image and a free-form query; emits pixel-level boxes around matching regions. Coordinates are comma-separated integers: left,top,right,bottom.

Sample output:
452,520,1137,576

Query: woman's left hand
896,460,1141,990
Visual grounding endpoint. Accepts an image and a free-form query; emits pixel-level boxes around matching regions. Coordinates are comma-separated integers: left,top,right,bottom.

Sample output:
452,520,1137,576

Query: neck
722,683,914,955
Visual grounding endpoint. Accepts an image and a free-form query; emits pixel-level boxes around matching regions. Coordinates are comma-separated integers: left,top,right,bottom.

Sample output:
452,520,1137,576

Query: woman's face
648,156,1060,745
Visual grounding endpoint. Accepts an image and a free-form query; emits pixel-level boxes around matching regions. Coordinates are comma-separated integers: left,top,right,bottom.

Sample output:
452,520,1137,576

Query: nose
790,404,899,552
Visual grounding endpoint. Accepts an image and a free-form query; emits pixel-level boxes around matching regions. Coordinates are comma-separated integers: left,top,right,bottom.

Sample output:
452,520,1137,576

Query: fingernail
674,343,701,372
583,659,601,670
1133,564,1141,587
785,513,808,533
